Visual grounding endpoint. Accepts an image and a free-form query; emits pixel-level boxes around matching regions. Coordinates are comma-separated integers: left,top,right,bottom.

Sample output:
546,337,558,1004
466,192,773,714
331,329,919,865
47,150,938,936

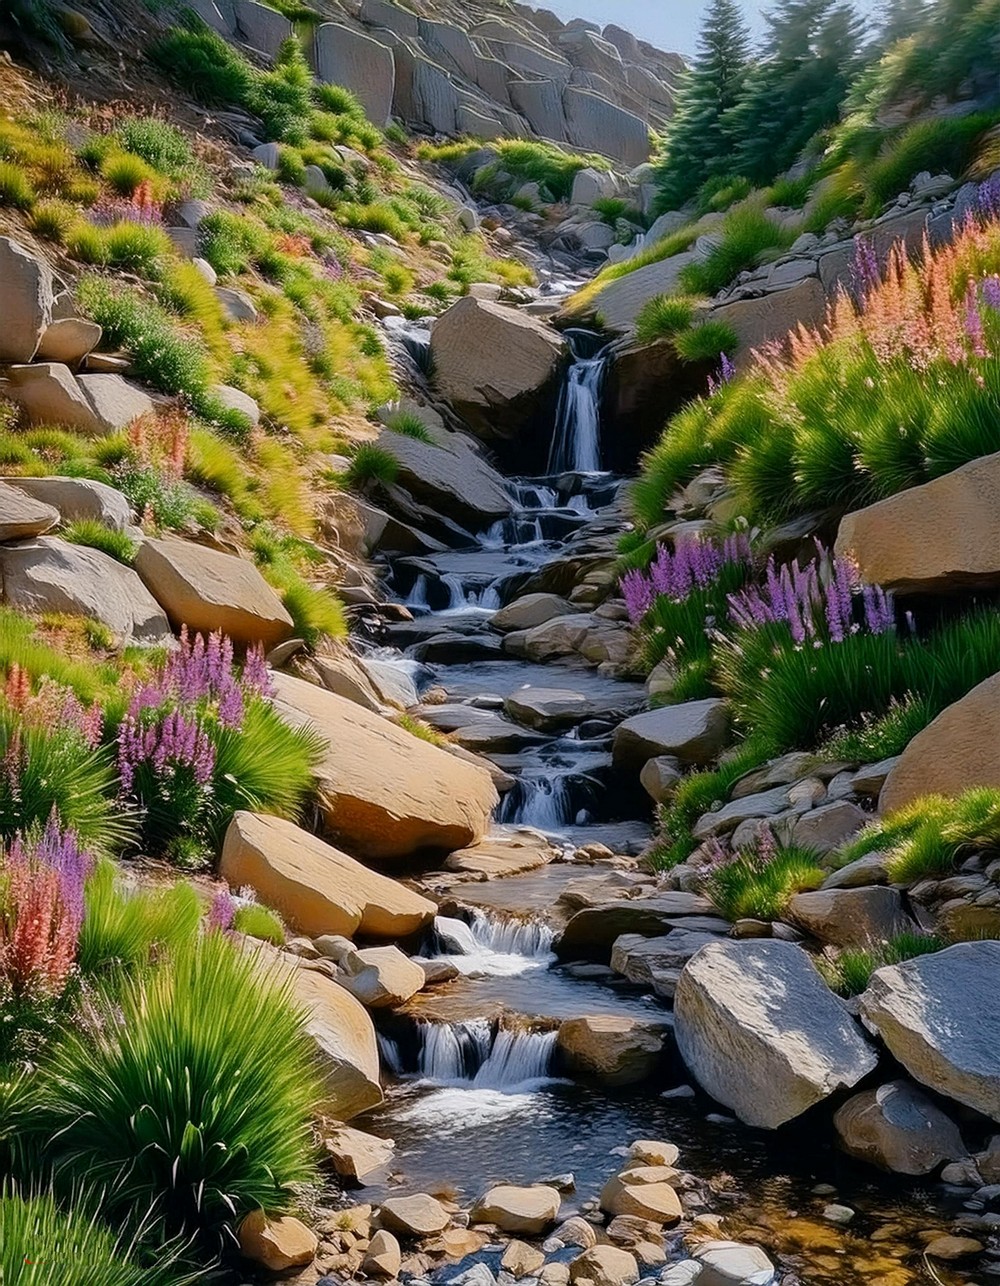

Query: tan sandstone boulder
0,481,59,541
470,1184,562,1234
378,1193,450,1237
879,672,1000,813
238,1211,317,1271
0,236,53,362
335,944,425,1008
836,451,1000,594
363,1229,402,1277
569,1245,639,1286
599,1174,682,1226
270,673,496,861
557,1015,669,1086
135,536,294,648
221,812,435,939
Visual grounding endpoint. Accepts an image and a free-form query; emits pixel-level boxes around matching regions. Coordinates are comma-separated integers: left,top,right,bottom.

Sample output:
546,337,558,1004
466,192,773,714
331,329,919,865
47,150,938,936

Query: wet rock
788,886,914,948
833,1079,967,1175
860,941,1000,1120
271,673,496,861
836,451,1000,594
492,593,576,632
443,831,555,877
238,1210,317,1271
559,1215,598,1249
135,537,294,649
599,1174,682,1225
639,756,682,804
569,1245,639,1286
879,673,1000,813
377,427,513,531
470,1185,562,1234
555,895,715,960
324,1126,396,1184
502,1241,546,1277
0,481,58,541
5,476,132,531
674,940,878,1128
693,1240,776,1285
613,701,731,772
925,1236,984,1260
221,812,435,939
378,1193,450,1238
335,945,425,1008
363,1229,402,1277
557,1015,670,1086
505,686,641,732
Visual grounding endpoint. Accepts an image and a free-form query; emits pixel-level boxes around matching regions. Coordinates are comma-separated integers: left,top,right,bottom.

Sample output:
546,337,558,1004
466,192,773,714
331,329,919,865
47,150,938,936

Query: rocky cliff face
191,0,681,166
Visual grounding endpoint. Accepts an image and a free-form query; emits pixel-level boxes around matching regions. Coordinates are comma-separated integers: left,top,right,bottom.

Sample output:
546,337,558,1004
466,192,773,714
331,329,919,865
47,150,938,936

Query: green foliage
150,22,255,113
861,112,1000,215
78,859,203,978
822,931,945,997
0,711,128,855
396,712,448,748
634,294,698,345
100,151,158,197
767,173,814,208
0,160,36,209
29,197,75,242
346,442,399,489
33,931,321,1249
0,1188,186,1286
678,205,792,296
674,319,739,363
233,901,285,945
313,83,365,118
823,694,935,762
116,117,194,178
0,608,106,703
385,410,434,443
707,842,824,921
62,520,138,565
695,173,752,215
280,580,348,646
116,466,216,534
197,209,269,277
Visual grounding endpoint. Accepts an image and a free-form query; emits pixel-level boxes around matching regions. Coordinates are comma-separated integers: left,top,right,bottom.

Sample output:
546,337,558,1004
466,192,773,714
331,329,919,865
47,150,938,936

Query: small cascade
381,1017,557,1090
498,774,575,829
427,909,555,977
547,330,609,475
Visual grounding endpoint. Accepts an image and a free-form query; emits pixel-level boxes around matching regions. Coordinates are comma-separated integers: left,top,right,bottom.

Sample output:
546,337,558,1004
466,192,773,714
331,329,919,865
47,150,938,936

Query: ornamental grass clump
704,827,824,921
117,629,321,864
822,932,945,998
34,930,322,1251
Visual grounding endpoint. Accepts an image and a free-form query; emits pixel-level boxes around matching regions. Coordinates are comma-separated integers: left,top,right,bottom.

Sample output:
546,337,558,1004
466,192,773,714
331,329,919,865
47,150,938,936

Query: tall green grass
678,205,794,297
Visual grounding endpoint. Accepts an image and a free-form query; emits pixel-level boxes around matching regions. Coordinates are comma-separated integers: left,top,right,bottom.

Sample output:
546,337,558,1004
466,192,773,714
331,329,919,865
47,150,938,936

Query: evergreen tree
725,1,868,186
875,0,933,45
652,0,752,211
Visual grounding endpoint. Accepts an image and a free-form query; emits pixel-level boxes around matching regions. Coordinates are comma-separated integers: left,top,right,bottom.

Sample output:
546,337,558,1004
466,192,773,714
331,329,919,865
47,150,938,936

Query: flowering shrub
117,628,317,865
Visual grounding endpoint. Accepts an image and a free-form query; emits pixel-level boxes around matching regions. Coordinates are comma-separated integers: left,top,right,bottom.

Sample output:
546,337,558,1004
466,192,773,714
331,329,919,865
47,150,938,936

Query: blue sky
531,1,880,56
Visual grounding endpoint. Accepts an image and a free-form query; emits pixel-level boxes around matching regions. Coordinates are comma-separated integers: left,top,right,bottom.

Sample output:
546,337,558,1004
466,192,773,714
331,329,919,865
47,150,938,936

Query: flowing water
364,334,983,1286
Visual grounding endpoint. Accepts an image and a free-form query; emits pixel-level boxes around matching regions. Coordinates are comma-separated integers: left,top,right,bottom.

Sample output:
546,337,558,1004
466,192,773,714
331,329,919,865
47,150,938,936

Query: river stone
569,1245,639,1286
238,1210,317,1272
860,942,1000,1121
613,701,731,772
835,451,1000,594
833,1079,967,1175
640,756,682,804
559,1216,598,1249
505,686,640,732
693,1240,776,1286
335,945,425,1009
0,536,171,645
630,1141,680,1167
557,1015,669,1086
879,673,1000,814
925,1236,984,1261
363,1229,401,1278
0,236,53,361
611,932,719,989
788,886,914,948
504,613,594,662
0,481,58,541
821,854,890,890
220,812,435,939
502,1241,546,1278
492,593,576,632
379,1193,450,1237
5,476,132,530
285,961,383,1119
324,1125,395,1184
556,895,715,960
674,940,878,1129
471,1184,562,1234
271,673,497,861
599,1175,682,1226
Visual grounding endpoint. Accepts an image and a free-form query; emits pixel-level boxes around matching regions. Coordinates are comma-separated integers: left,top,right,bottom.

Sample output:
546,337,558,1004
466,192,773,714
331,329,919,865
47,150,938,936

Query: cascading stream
547,329,609,475
427,909,556,977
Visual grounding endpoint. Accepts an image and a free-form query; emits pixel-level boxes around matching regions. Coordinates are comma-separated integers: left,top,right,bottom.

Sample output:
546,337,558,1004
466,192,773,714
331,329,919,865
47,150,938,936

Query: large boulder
378,1193,450,1237
708,279,828,369
430,297,568,465
491,593,576,632
833,1080,967,1175
5,476,132,531
612,701,730,772
232,0,292,54
270,673,497,861
285,961,383,1118
36,316,102,366
470,1185,562,1235
134,536,294,649
788,887,914,948
0,537,171,645
556,894,720,961
334,944,425,1008
0,481,58,541
76,373,156,432
879,673,1000,813
238,1210,317,1272
835,452,1000,594
572,251,698,334
860,942,1000,1121
569,1245,639,1286
220,812,436,939
3,363,100,433
557,1015,669,1086
377,428,513,531
0,236,53,362
598,1173,682,1225
311,22,395,125
674,940,878,1128
562,87,650,168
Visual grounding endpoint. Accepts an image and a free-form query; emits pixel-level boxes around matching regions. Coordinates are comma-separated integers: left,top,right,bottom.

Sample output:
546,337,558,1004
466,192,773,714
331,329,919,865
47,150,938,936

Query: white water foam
547,339,608,474
430,909,555,977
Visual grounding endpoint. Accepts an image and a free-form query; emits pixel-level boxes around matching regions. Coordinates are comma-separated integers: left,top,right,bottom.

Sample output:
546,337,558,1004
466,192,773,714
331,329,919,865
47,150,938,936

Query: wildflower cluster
89,180,163,227
127,406,189,483
3,666,102,748
621,533,753,625
728,546,894,645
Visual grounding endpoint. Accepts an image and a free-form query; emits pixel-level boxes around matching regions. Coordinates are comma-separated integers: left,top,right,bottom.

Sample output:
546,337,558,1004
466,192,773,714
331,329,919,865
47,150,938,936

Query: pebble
811,1184,837,1196
704,1113,735,1125
823,1203,855,1225
661,1085,695,1100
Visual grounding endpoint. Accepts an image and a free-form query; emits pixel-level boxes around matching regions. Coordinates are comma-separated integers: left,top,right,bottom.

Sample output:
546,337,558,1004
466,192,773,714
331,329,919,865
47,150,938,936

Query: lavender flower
982,276,1000,313
851,235,881,301
622,534,753,626
9,815,93,932
976,174,1000,223
207,887,236,934
242,645,275,699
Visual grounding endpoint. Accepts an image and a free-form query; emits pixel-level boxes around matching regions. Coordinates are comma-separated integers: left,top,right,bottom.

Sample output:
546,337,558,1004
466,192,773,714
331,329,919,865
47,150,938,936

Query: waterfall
428,909,555,977
498,774,575,829
382,1017,557,1090
547,330,609,475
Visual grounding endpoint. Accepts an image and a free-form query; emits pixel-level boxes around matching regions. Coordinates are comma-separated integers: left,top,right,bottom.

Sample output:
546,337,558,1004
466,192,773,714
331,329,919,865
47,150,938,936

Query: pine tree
652,0,752,211
725,2,868,186
875,0,933,45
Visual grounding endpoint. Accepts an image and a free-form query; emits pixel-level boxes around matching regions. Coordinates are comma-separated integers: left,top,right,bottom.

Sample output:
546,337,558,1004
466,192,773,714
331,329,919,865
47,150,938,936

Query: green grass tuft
707,841,825,921
63,519,138,565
